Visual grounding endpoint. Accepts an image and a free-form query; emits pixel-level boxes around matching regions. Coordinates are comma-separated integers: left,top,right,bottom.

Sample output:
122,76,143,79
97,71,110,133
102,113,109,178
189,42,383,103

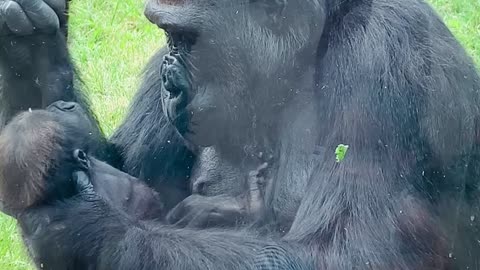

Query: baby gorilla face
0,102,164,220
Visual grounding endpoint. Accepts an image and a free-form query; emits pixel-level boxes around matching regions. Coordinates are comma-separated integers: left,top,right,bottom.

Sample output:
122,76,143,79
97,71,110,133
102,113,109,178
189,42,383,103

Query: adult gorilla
2,0,480,270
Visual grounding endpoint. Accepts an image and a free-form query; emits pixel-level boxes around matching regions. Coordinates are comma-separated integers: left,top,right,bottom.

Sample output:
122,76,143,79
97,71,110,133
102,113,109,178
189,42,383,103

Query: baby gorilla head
0,101,164,220
0,101,91,215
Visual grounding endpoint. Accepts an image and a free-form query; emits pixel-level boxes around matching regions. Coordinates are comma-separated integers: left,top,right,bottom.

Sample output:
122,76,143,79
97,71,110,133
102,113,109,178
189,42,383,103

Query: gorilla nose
161,55,190,97
50,101,77,111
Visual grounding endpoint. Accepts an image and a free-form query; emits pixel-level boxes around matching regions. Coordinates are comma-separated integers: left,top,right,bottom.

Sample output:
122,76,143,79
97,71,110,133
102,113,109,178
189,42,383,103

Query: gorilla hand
0,0,73,122
166,162,270,229
165,195,251,228
0,0,66,36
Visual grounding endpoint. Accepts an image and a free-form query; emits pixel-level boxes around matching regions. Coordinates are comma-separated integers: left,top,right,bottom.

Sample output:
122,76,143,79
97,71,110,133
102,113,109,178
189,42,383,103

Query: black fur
19,166,314,270
2,0,480,269
0,101,165,221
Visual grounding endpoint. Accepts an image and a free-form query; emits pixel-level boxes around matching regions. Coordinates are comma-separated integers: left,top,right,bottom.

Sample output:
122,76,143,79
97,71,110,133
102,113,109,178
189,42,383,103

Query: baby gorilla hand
0,0,65,35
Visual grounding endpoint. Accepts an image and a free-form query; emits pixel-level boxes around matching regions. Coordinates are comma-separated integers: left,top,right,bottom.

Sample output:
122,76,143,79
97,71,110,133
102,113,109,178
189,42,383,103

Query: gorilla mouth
161,31,196,137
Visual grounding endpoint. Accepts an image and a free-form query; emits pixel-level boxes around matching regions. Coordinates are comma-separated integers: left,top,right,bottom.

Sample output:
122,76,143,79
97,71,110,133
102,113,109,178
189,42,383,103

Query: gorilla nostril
161,54,191,99
48,101,77,112
61,103,76,111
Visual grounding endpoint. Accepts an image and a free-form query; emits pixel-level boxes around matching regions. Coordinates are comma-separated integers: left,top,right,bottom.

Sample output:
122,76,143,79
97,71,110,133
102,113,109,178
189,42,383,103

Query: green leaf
335,144,349,162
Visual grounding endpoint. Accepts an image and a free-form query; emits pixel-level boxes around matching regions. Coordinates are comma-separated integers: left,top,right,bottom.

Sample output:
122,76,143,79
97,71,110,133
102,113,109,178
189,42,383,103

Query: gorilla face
147,0,326,148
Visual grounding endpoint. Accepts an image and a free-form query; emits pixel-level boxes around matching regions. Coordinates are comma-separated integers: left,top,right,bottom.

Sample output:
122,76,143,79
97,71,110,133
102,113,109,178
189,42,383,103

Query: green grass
0,1,478,269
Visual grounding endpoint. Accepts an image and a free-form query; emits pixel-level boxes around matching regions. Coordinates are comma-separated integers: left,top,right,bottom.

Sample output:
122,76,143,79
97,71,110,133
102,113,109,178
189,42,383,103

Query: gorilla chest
190,146,321,228
267,146,323,227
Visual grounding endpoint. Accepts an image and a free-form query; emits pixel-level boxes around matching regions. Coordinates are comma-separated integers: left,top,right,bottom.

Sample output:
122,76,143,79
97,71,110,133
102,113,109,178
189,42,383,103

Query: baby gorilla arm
18,171,313,270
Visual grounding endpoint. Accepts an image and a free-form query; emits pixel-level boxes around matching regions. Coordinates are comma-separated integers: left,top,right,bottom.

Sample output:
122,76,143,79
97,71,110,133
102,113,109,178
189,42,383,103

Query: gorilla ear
73,149,90,170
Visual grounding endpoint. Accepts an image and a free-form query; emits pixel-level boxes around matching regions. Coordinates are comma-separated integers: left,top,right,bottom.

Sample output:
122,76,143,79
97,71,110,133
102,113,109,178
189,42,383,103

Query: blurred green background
0,0,478,269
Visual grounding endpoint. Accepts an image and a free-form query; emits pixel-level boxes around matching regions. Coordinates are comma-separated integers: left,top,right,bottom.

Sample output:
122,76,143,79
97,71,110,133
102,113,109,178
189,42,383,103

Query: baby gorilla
0,101,164,220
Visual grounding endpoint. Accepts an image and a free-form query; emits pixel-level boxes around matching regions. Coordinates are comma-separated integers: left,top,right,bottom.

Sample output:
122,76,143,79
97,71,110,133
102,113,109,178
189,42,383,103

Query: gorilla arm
0,0,82,127
18,171,313,270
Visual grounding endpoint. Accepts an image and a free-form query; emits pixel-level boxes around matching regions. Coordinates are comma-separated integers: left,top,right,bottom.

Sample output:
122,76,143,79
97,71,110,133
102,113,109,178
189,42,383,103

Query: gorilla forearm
19,197,311,270
0,32,76,125
0,0,83,127
0,0,116,164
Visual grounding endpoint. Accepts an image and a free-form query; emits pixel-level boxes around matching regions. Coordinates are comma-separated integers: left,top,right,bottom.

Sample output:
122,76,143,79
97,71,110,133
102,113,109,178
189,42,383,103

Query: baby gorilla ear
73,149,90,170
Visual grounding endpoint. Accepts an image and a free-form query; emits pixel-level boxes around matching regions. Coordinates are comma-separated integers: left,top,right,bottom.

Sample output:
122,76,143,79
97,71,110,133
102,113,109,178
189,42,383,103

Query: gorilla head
146,0,325,148
0,101,164,220
0,101,99,214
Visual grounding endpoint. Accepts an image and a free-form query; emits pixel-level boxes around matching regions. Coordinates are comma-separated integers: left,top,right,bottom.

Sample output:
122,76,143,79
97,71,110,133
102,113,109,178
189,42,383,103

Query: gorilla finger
16,0,59,32
189,211,225,228
72,171,94,195
3,1,33,35
43,0,66,16
165,204,187,225
172,211,203,228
